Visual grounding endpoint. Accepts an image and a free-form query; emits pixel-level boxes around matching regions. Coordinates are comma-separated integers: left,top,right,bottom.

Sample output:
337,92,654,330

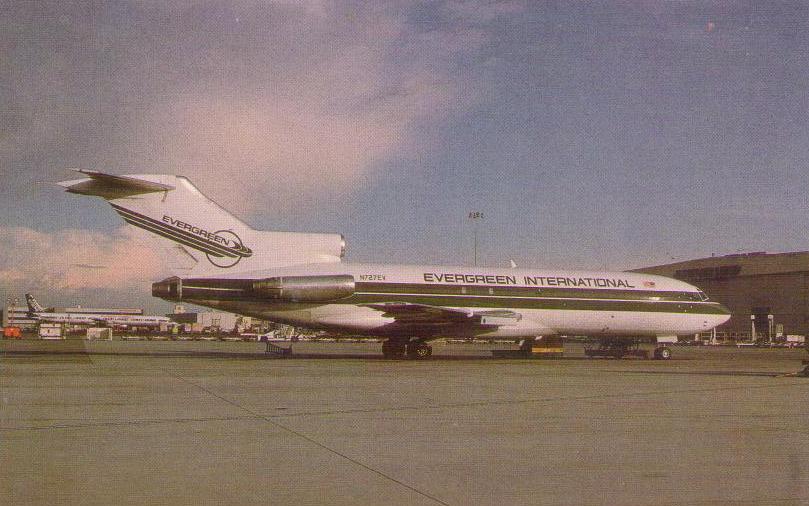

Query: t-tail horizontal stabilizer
58,169,175,199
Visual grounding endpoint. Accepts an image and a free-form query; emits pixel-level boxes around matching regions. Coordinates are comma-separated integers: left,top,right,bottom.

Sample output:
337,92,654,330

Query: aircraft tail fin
25,293,45,314
58,170,345,275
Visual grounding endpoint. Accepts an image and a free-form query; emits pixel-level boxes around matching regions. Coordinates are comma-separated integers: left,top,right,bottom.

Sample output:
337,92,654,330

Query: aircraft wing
362,302,522,328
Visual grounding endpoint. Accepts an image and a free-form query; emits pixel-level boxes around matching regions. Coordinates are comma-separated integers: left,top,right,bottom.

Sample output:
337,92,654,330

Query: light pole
468,211,484,266
750,314,755,342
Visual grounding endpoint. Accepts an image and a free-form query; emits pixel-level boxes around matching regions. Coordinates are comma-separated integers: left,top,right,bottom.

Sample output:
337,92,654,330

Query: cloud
444,0,527,24
1,1,523,214
0,226,165,293
126,3,496,214
0,1,527,304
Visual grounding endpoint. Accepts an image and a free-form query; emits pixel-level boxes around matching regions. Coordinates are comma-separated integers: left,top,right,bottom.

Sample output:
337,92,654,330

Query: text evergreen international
423,273,637,288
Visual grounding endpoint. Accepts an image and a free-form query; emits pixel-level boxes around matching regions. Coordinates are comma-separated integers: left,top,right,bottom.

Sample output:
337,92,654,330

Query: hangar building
1,305,38,330
634,251,809,340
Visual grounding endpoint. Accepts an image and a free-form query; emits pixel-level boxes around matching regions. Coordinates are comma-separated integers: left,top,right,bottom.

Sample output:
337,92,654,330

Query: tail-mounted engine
152,275,355,303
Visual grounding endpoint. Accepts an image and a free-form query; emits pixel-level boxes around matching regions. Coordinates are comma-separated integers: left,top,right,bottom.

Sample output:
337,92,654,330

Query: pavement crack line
0,415,262,432
160,368,450,506
247,379,809,420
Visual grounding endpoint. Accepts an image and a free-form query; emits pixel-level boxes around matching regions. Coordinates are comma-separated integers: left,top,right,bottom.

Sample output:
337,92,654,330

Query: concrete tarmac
1,340,808,505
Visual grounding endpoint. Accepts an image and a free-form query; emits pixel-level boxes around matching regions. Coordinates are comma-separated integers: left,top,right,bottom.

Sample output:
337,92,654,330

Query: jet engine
251,275,355,302
152,275,355,303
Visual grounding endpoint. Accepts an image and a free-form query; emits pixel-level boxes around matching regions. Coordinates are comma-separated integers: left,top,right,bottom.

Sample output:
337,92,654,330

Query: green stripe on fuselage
354,282,704,302
345,295,727,314
346,284,726,315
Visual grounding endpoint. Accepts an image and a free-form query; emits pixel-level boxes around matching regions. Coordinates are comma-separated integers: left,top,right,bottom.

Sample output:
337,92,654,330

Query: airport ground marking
159,368,452,506
0,415,261,432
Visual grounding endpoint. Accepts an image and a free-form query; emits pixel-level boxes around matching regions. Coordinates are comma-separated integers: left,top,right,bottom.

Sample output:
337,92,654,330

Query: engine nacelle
252,275,355,302
152,276,182,300
152,274,355,303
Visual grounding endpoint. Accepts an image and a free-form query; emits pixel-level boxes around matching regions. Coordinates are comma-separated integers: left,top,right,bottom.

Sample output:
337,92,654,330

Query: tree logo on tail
206,230,252,268
108,205,253,269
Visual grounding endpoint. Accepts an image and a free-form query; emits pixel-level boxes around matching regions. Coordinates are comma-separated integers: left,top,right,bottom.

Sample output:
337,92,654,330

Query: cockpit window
697,291,709,301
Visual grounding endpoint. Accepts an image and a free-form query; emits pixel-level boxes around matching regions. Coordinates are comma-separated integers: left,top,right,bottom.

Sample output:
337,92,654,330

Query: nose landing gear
381,340,433,360
407,342,433,359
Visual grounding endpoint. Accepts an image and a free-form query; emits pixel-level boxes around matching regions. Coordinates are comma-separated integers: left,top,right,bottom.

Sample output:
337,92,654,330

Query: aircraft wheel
653,346,672,360
407,343,432,359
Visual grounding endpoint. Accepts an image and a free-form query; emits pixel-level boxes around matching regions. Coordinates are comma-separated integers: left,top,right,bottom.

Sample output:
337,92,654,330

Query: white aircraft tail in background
58,170,344,275
25,293,46,313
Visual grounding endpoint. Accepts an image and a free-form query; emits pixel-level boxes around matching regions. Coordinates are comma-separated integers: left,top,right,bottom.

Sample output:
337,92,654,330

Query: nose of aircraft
715,303,732,323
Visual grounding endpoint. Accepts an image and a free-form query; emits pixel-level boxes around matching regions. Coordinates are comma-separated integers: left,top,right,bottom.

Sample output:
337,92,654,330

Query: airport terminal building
1,305,38,331
634,251,809,340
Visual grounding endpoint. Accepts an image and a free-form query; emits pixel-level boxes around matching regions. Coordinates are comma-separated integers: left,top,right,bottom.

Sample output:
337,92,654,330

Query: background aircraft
26,293,171,328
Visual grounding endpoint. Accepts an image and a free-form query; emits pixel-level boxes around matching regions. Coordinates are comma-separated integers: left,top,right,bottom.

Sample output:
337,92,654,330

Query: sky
2,0,809,311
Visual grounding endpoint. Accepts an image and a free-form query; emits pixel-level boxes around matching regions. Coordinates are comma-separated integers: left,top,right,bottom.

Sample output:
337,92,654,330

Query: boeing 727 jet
58,170,730,359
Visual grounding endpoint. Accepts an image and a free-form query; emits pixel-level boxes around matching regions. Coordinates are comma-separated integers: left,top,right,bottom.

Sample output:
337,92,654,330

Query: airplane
57,169,731,359
26,293,172,328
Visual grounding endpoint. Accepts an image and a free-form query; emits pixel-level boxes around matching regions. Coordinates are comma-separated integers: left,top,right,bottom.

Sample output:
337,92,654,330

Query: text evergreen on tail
58,170,345,275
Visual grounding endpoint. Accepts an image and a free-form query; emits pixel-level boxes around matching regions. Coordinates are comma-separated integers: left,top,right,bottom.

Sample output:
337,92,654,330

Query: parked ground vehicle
3,326,22,339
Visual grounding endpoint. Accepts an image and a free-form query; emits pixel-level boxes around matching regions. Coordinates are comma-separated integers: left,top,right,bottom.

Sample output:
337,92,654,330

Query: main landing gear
653,346,672,360
584,338,672,360
381,340,433,360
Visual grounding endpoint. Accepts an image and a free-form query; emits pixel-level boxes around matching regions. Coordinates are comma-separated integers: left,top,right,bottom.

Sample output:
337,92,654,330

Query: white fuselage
32,312,170,327
166,263,731,339
98,315,172,327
